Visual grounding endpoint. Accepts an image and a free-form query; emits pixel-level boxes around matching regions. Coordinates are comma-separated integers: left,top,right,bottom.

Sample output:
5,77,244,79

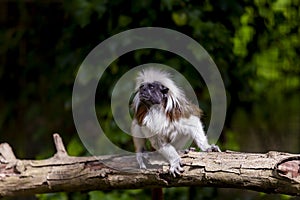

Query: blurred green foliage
0,0,299,199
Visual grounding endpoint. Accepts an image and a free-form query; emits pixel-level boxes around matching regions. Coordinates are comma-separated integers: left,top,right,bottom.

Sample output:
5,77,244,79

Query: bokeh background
0,0,299,200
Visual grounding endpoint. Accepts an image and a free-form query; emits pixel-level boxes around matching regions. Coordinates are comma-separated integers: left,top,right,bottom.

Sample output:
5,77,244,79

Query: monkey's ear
160,85,169,94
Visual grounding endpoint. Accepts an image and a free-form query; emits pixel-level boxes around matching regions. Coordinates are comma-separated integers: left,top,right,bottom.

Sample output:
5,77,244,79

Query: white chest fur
141,105,204,149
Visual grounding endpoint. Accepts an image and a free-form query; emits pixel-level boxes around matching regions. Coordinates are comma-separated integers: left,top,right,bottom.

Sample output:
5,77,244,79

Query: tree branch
0,133,299,197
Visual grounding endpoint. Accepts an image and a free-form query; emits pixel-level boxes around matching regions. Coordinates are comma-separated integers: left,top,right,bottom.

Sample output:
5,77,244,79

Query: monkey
131,68,220,177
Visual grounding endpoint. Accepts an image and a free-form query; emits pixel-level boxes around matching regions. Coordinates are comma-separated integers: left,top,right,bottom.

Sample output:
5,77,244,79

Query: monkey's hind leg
206,144,221,152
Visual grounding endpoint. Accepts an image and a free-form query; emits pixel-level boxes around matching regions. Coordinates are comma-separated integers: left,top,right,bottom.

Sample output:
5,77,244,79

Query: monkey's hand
169,158,184,177
156,144,185,177
136,152,149,169
206,144,221,152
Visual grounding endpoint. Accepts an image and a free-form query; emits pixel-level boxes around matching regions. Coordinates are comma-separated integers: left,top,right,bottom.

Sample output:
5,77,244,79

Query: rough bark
0,133,299,197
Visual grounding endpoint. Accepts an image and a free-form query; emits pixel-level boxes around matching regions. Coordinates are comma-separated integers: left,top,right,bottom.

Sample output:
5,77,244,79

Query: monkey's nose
139,84,146,90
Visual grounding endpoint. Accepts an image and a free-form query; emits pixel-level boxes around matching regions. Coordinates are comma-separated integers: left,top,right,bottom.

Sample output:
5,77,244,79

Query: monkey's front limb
157,144,184,177
185,117,221,152
133,137,149,169
136,152,147,169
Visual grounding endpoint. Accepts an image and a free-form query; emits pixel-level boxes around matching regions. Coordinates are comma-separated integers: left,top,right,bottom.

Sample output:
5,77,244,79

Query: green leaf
118,15,132,28
36,193,68,200
172,11,188,26
67,137,85,156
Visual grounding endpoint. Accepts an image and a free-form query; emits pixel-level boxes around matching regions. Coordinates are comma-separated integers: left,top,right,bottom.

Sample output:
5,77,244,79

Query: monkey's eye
160,85,169,94
161,87,169,94
148,84,154,90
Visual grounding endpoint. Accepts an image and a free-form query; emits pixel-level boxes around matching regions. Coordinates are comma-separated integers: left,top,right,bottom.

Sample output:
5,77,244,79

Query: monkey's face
139,81,169,106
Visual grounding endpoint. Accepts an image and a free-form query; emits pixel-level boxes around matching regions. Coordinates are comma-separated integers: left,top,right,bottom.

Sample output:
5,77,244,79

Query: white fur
131,68,217,176
140,105,210,151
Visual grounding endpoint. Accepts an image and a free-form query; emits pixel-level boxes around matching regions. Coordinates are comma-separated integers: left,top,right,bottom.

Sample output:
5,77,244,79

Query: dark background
0,0,299,199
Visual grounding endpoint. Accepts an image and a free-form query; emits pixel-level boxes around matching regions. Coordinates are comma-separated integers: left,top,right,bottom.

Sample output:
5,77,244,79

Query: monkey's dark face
139,81,169,106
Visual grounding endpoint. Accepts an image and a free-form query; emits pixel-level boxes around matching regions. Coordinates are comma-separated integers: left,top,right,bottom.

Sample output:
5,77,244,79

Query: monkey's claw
207,144,221,152
184,147,196,154
169,159,184,177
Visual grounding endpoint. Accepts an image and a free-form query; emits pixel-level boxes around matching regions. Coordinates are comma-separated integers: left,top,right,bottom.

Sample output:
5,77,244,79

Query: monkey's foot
169,158,184,177
206,144,221,152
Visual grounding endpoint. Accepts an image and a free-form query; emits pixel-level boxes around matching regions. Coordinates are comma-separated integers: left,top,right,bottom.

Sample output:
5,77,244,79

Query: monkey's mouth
140,94,161,105
140,93,150,100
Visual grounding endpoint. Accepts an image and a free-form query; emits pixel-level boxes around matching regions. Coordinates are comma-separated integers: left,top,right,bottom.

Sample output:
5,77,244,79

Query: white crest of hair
135,68,188,113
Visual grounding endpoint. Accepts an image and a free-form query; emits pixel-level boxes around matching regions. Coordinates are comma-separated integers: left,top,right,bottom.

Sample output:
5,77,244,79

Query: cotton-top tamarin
131,68,220,176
